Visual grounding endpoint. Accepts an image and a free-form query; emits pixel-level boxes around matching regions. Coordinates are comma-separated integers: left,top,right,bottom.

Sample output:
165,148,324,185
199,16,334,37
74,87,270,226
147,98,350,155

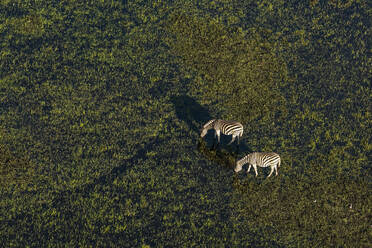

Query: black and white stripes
235,152,281,178
200,119,243,145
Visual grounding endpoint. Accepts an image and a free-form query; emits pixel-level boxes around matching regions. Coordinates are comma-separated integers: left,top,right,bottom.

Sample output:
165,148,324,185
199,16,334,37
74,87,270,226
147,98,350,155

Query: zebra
235,152,281,178
200,119,243,145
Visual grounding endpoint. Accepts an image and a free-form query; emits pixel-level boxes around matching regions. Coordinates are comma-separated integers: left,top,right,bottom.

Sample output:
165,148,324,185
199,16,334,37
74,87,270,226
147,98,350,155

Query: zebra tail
278,158,281,167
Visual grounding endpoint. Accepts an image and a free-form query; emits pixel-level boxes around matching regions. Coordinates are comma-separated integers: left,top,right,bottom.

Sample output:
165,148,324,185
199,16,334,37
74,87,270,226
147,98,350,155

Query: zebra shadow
197,139,236,170
170,94,211,134
197,139,253,171
50,137,161,207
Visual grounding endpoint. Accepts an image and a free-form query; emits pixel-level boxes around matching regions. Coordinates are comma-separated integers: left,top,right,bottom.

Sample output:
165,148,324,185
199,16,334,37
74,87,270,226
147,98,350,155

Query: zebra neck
205,120,216,130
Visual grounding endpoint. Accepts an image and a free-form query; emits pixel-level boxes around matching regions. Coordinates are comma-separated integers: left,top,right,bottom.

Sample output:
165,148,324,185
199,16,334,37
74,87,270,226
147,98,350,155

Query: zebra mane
203,119,216,129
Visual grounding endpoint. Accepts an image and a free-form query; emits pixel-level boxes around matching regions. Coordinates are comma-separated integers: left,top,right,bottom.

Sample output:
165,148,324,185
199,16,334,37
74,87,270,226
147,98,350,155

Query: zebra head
235,157,245,172
200,119,215,137
200,128,208,138
234,154,250,172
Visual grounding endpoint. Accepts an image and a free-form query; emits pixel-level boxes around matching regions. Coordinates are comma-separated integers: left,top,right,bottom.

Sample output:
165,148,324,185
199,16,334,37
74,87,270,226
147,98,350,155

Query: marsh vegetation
1,0,371,247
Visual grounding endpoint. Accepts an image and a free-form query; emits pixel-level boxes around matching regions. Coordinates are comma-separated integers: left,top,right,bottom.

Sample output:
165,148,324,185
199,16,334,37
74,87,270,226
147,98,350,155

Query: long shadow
50,96,211,206
170,95,211,133
197,139,236,170
51,136,161,206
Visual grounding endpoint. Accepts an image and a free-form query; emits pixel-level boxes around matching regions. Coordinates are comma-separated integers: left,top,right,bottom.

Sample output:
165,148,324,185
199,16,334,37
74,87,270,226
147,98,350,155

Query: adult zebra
235,152,281,178
200,119,243,145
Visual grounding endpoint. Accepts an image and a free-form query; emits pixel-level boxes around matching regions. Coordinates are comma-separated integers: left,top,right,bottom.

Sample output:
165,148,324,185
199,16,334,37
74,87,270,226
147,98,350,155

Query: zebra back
217,120,243,136
254,152,280,167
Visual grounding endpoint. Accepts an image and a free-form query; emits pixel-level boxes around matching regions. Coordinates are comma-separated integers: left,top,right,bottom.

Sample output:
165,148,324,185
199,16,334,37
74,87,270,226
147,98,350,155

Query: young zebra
200,119,243,145
235,152,281,178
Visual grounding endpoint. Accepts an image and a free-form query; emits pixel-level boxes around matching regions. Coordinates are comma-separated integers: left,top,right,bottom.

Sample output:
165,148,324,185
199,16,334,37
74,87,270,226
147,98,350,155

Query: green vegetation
1,0,370,247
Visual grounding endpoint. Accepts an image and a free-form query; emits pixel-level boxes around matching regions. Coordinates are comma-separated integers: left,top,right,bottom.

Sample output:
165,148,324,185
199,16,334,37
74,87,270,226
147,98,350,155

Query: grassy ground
1,0,371,247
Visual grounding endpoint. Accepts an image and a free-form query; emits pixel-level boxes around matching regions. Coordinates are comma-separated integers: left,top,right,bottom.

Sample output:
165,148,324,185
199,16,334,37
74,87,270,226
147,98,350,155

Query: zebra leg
210,130,218,149
216,130,221,144
275,164,278,176
247,164,251,173
227,135,236,145
211,137,215,149
235,135,240,154
267,166,274,178
253,164,258,177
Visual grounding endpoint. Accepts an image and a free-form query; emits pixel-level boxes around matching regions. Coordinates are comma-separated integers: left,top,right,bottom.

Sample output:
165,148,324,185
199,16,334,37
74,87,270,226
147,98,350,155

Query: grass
0,0,371,247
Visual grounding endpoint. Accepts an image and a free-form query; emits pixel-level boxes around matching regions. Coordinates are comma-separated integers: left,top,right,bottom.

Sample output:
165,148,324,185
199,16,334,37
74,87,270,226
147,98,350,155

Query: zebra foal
235,152,281,178
200,119,243,145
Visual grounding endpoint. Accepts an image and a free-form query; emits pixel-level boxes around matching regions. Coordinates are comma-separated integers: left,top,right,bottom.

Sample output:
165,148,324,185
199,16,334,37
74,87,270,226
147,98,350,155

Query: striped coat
235,152,281,178
200,119,243,145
